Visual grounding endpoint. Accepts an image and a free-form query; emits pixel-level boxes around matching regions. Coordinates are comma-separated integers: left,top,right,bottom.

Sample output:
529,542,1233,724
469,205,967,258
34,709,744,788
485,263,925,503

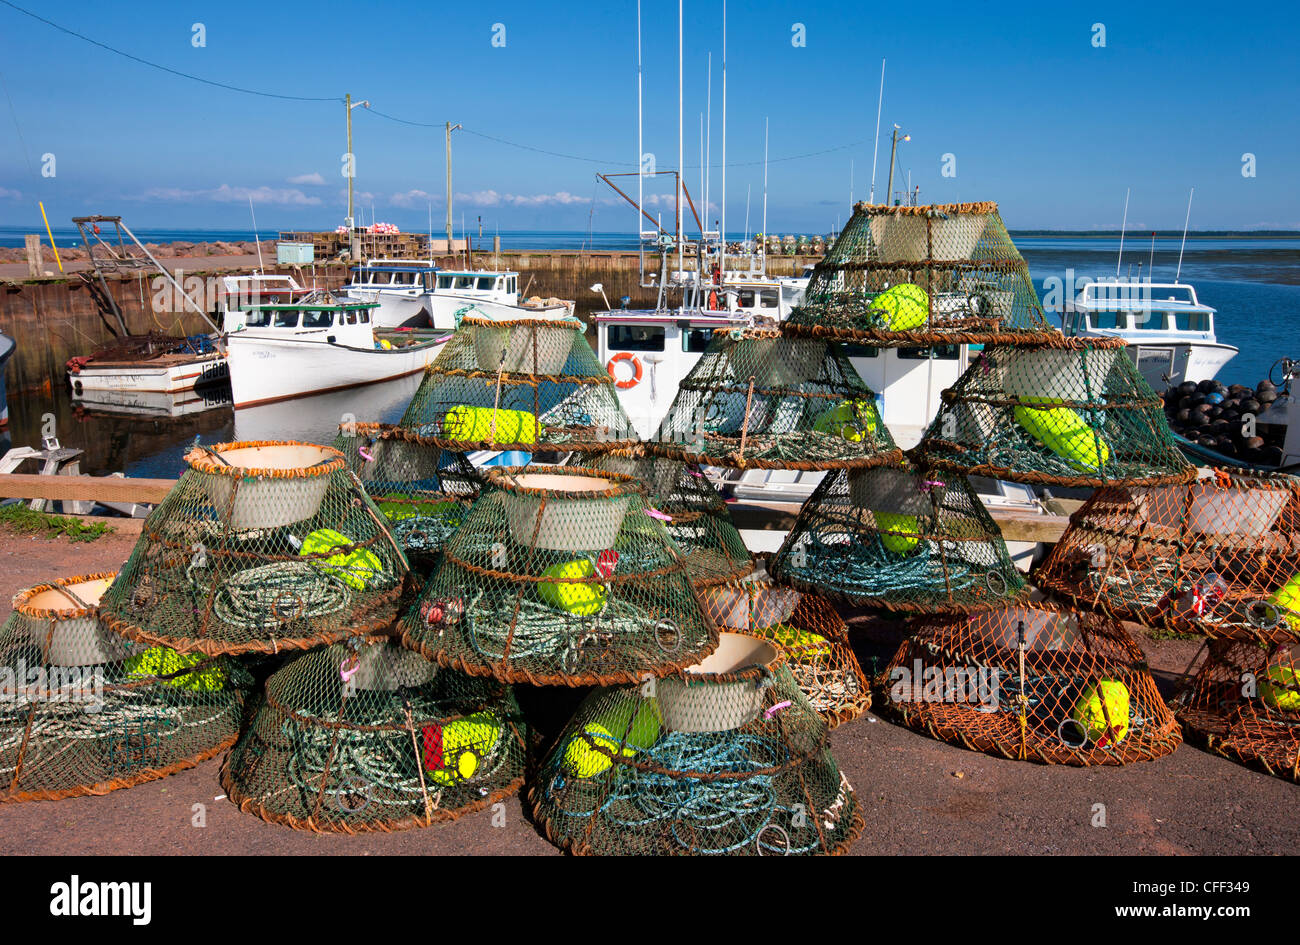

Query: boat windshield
273,311,300,329
608,325,665,351
303,310,333,328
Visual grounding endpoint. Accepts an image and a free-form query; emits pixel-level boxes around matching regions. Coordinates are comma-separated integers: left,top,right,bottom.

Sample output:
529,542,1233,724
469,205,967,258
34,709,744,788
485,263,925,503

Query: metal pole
869,59,885,204
446,122,455,247
346,94,353,229
886,128,898,206
1176,188,1194,282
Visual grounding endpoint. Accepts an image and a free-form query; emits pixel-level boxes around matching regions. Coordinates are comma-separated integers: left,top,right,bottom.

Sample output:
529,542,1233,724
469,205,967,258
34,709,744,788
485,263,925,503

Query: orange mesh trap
768,460,1028,613
399,466,719,686
880,602,1182,765
1035,472,1300,641
1174,637,1300,782
701,574,870,727
223,639,528,832
785,201,1058,345
529,632,863,855
1,573,250,802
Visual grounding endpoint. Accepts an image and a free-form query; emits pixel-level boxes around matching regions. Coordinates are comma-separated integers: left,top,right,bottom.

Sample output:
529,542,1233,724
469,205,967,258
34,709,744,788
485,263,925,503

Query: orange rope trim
486,465,645,500
185,440,346,479
12,571,118,619
460,315,580,331
853,200,1000,216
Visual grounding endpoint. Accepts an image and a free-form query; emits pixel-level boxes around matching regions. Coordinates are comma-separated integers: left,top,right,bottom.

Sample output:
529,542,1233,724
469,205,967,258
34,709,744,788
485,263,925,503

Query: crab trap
96,440,411,657
399,466,719,686
529,632,863,855
879,602,1182,765
701,574,871,727
647,328,901,471
1174,637,1300,782
1,573,250,802
784,201,1058,346
573,445,753,587
397,316,637,455
222,639,528,832
768,460,1028,613
333,421,481,566
1035,471,1300,641
915,340,1195,487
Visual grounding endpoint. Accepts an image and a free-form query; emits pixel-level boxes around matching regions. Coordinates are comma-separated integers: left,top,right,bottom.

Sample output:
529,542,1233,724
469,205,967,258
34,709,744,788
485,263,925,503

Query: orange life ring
607,351,643,390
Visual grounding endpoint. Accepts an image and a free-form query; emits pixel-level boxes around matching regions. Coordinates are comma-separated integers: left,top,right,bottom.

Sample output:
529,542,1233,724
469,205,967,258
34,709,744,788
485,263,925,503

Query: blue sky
1,0,1297,234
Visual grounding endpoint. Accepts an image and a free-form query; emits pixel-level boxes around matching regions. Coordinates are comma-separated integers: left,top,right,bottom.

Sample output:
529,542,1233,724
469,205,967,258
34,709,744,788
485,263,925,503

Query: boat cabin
232,301,383,349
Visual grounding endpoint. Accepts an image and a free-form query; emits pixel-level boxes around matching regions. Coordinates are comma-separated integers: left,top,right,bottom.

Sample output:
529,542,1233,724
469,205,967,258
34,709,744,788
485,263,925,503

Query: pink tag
645,508,673,522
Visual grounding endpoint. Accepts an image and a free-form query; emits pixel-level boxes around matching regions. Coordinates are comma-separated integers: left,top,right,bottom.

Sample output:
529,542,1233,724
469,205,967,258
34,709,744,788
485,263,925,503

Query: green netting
769,461,1028,612
880,602,1182,765
916,340,1195,486
1035,472,1300,642
785,201,1058,345
397,316,637,454
1,572,250,801
222,639,528,832
332,421,481,566
1174,637,1300,782
399,465,718,686
700,575,871,727
649,328,901,470
98,440,411,656
573,446,753,587
529,632,862,854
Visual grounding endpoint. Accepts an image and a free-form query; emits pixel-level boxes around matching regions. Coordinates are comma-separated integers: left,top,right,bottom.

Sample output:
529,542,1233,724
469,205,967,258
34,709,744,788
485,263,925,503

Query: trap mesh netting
768,461,1028,613
1174,638,1300,782
649,328,901,470
880,602,1182,765
916,340,1194,486
400,466,718,686
573,446,753,587
1,573,250,802
529,632,863,855
784,201,1058,345
98,441,411,656
700,574,870,727
398,316,637,454
223,639,527,832
332,421,481,565
1035,472,1300,641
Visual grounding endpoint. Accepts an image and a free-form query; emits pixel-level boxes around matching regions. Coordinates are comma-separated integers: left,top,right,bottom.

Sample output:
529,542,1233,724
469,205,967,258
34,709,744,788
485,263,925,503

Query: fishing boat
1061,280,1237,390
225,292,448,408
343,259,573,330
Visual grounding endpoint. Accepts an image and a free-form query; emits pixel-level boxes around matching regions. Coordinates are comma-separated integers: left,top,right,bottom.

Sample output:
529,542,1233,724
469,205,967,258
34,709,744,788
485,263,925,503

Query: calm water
5,233,1297,479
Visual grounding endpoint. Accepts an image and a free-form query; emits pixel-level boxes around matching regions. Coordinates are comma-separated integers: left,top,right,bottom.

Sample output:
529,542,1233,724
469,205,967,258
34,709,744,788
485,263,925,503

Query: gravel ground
0,528,1295,856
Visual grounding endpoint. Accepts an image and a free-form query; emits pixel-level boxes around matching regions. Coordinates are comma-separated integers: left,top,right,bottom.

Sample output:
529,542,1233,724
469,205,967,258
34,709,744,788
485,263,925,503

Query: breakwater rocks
0,240,278,265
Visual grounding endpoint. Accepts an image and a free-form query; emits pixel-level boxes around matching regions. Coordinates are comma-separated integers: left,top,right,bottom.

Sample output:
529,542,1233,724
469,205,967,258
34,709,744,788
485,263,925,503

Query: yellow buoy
538,558,607,616
425,712,503,786
1072,679,1130,745
124,646,226,691
813,399,880,442
562,693,661,777
874,511,921,554
1013,397,1110,472
765,623,832,661
872,283,929,331
1259,665,1300,711
442,405,537,444
1269,572,1300,633
300,528,382,591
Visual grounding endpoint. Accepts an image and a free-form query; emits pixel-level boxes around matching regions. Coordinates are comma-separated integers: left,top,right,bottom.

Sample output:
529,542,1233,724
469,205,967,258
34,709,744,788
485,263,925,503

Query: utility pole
346,95,370,258
886,124,910,206
446,122,462,250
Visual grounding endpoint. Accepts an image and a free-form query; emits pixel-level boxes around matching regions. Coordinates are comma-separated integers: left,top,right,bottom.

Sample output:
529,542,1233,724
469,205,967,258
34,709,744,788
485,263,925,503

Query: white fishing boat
343,260,573,330
1061,280,1237,390
225,293,448,408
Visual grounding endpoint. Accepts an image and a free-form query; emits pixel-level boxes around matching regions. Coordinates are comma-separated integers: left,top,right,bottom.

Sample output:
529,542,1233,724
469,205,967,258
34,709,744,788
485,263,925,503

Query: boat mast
705,51,711,243
1116,187,1130,278
720,0,727,280
761,117,768,277
1176,187,1194,282
677,0,684,315
868,59,885,204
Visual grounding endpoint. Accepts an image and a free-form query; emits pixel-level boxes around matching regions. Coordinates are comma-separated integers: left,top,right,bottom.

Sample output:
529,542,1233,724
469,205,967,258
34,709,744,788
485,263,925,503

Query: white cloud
287,172,326,186
131,184,321,206
390,188,438,208
453,189,588,208
0,186,20,200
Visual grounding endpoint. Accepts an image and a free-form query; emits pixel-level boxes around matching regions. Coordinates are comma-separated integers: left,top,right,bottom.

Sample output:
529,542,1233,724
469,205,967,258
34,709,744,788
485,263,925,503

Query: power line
0,0,341,103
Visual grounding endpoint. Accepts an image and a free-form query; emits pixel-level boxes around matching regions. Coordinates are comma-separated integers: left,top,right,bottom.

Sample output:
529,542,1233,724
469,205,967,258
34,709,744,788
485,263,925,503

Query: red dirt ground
0,528,1295,856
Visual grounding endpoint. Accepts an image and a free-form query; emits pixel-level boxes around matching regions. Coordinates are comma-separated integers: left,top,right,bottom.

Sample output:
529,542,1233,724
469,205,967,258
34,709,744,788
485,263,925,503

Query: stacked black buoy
1162,378,1282,467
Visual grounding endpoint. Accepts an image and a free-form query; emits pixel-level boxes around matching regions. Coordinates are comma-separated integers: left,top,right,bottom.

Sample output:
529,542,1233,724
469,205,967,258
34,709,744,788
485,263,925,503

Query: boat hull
1126,340,1237,390
226,335,444,408
68,353,227,396
340,289,431,329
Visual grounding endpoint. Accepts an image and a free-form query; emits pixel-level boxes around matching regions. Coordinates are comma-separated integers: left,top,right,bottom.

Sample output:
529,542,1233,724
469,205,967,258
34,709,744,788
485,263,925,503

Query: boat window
1090,312,1128,330
736,290,756,309
509,277,517,294
273,311,300,329
394,272,414,285
843,343,879,358
437,275,455,289
244,309,272,328
345,312,358,325
898,345,959,360
1128,309,1157,329
683,328,716,353
760,290,779,309
454,276,475,290
1172,311,1210,332
359,310,369,324
302,310,333,329
478,277,495,290
371,272,391,285
608,325,666,352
